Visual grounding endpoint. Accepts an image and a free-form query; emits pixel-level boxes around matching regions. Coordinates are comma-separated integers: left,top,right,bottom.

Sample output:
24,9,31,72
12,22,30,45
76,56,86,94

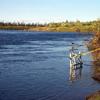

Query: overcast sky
0,0,100,23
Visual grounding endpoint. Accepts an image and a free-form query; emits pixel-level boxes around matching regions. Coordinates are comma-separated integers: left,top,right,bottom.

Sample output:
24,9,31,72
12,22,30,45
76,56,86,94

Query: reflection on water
69,64,83,82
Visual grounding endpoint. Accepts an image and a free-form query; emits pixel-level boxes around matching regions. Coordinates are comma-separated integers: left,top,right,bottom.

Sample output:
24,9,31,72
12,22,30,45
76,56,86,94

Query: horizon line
0,18,100,24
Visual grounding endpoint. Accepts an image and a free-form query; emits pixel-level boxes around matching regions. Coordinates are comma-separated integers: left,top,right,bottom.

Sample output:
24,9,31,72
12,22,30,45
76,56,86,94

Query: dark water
0,30,99,100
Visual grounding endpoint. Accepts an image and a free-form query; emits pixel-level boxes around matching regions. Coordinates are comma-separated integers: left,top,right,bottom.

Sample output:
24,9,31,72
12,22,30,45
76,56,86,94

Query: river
0,30,100,100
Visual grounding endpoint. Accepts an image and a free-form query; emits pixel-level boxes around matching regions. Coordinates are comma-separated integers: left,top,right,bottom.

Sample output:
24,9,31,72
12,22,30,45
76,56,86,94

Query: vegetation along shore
86,19,100,99
0,19,99,33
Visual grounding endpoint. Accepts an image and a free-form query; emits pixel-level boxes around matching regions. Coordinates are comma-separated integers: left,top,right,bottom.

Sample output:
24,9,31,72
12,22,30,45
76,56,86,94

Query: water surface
0,30,99,100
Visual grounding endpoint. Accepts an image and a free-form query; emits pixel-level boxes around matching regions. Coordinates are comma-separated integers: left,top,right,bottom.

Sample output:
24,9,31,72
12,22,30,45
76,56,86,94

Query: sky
0,0,100,23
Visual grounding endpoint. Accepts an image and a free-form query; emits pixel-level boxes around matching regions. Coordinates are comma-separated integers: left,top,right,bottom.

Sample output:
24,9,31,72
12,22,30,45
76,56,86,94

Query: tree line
0,19,100,32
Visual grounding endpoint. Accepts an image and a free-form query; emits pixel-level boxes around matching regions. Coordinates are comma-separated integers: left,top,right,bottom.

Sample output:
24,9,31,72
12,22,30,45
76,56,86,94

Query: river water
0,30,100,100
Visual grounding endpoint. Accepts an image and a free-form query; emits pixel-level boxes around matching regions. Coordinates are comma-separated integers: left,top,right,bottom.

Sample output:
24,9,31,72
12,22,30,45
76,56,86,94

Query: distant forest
0,19,100,32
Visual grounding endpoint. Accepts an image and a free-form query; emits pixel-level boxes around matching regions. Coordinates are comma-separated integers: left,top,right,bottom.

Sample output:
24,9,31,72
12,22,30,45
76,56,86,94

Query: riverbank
86,91,100,100
89,32,100,82
86,32,100,99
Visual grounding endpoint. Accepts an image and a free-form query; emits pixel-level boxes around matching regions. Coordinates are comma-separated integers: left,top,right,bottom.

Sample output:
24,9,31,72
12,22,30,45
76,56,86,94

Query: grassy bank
88,32,100,82
86,25,100,99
